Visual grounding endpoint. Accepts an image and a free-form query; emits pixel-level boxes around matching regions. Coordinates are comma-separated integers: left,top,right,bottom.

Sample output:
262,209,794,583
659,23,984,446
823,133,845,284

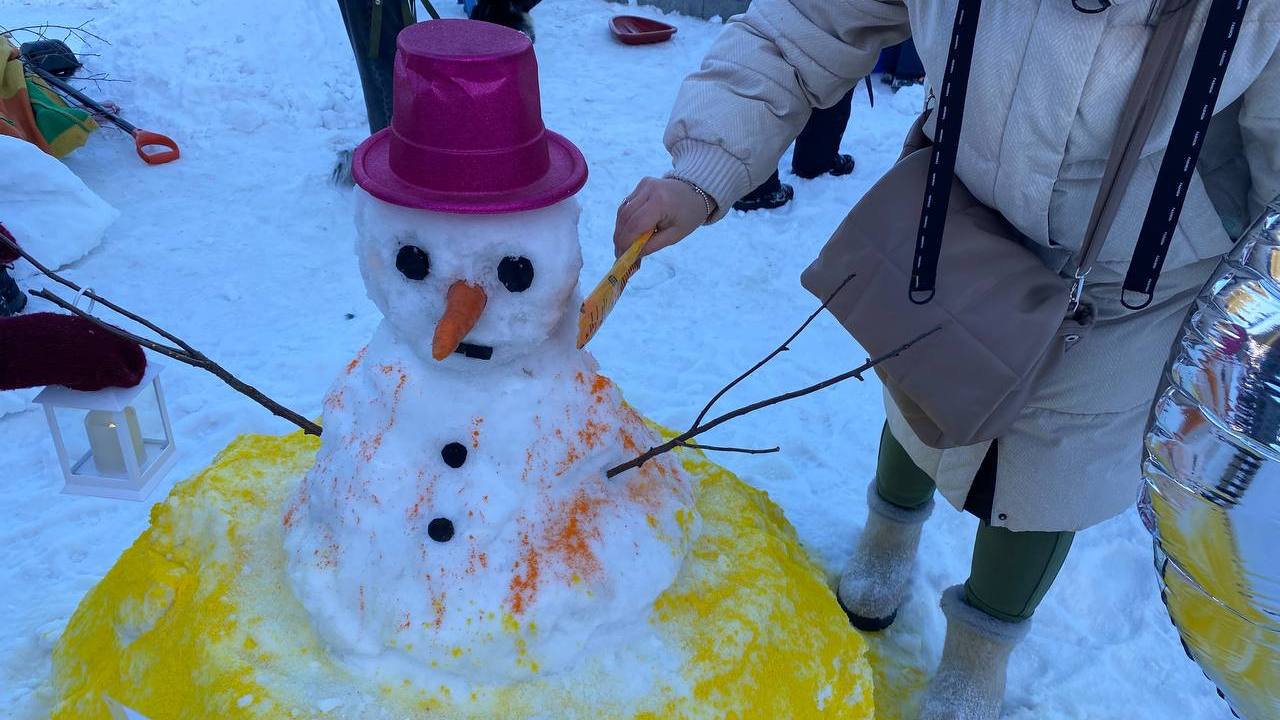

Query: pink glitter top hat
352,19,588,214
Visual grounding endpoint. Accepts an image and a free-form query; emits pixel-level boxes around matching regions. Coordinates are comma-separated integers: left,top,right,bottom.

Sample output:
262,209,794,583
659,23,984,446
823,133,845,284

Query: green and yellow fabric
0,41,96,158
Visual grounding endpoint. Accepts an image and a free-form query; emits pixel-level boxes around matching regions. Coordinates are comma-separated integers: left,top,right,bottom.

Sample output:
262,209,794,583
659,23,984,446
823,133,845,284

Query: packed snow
284,192,697,688
0,0,1234,717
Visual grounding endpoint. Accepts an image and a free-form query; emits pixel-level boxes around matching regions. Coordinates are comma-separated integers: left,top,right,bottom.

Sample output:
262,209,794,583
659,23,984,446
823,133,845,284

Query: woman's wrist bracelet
669,176,717,224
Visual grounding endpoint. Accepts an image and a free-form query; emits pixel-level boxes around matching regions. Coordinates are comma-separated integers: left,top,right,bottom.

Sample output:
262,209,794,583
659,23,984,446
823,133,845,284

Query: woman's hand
613,177,714,258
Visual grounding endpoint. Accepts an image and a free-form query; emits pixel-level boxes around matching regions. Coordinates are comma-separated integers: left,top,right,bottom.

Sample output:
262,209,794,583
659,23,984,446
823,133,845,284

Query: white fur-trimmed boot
837,484,933,631
919,585,1031,720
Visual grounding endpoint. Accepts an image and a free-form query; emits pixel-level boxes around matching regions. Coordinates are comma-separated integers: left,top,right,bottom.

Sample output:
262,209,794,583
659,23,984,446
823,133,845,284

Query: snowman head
355,190,583,366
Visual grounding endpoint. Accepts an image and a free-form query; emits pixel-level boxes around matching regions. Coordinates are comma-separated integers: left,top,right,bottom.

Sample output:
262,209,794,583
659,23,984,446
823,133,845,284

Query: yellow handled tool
576,230,653,349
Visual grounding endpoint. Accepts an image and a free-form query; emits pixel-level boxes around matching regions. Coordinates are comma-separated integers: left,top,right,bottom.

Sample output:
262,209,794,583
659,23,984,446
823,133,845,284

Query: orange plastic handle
132,129,180,165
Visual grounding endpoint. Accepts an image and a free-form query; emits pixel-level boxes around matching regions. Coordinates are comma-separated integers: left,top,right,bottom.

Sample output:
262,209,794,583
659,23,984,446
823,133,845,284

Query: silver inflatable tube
1141,197,1280,719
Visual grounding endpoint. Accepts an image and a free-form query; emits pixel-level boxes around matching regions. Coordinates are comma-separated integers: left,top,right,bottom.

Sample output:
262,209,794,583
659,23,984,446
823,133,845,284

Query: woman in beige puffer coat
612,0,1280,717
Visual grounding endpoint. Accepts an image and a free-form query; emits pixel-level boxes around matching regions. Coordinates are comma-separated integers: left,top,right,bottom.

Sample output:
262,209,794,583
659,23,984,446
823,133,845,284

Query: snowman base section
50,428,876,720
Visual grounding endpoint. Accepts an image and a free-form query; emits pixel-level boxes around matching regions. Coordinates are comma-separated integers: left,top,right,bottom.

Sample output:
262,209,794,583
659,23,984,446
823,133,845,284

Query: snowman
281,19,699,689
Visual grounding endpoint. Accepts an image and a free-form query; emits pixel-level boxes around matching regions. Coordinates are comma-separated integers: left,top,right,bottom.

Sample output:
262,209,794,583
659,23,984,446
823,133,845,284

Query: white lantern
34,361,177,501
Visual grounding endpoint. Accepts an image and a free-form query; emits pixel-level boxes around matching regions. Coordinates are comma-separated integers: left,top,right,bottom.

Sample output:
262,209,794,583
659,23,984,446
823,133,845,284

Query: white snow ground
0,0,1232,717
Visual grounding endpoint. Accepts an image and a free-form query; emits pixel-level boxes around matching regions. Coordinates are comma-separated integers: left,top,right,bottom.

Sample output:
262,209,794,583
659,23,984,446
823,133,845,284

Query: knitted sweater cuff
667,139,752,224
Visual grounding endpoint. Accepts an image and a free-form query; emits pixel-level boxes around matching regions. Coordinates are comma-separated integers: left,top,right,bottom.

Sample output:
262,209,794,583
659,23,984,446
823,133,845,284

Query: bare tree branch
692,272,856,428
2,232,195,353
606,327,940,479
0,20,110,47
3,233,321,437
678,442,781,456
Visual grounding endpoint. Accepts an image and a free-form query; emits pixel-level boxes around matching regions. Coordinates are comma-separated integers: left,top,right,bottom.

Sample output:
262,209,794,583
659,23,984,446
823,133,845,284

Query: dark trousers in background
740,88,856,200
337,0,417,134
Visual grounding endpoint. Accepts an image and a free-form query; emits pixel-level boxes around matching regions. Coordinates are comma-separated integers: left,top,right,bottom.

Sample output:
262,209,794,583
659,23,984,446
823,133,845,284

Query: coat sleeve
663,0,911,221
1239,35,1280,220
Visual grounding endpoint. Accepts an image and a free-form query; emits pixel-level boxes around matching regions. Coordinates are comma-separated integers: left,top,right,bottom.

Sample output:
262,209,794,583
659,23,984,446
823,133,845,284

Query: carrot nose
432,281,488,361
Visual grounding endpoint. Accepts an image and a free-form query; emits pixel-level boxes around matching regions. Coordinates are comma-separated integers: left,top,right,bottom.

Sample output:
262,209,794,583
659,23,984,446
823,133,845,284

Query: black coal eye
396,245,430,281
441,442,468,468
428,517,455,543
497,256,534,292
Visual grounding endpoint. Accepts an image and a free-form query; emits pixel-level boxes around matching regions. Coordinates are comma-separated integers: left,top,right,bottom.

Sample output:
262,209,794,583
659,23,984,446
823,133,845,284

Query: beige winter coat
664,0,1280,531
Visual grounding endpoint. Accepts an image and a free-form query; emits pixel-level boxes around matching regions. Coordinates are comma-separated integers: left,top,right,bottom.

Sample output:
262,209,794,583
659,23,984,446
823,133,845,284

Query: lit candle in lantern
84,408,145,476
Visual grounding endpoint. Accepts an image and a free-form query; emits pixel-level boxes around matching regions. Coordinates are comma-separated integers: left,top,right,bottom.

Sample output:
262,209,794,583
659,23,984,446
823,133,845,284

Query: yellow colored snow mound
51,429,875,719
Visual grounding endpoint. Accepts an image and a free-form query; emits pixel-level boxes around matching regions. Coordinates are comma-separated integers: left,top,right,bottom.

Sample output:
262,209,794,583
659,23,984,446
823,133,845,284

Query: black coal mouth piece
455,342,494,361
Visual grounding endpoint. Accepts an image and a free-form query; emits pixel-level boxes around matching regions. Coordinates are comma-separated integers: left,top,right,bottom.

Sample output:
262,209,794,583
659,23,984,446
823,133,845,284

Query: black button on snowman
430,441,471,543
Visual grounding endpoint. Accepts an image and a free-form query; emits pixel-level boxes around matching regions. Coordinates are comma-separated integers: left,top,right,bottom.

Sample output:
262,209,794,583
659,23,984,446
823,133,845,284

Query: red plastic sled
609,15,677,45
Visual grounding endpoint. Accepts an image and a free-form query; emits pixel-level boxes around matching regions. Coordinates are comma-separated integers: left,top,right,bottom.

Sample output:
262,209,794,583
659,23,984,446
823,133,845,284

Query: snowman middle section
283,319,700,688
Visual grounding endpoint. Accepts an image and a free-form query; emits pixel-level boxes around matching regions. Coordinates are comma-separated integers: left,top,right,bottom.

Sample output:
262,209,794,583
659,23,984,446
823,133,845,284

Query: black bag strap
1122,0,1251,309
1076,0,1200,307
909,0,982,305
909,0,1251,309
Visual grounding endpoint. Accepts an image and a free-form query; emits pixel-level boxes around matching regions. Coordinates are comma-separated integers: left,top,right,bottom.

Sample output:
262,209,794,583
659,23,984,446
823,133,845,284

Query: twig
31,289,323,437
3,232,194,353
80,72,129,85
679,442,781,456
606,327,941,478
0,21,110,47
692,272,856,428
2,233,321,437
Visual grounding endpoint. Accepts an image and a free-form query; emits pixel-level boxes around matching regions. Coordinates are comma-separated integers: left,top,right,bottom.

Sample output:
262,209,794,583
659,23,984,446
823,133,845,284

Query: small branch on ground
2,233,321,437
678,442,781,456
0,21,110,47
606,326,940,479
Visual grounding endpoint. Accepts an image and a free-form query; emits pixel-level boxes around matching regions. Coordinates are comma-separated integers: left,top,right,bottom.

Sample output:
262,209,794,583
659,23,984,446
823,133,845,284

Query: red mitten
0,224,19,265
0,312,147,392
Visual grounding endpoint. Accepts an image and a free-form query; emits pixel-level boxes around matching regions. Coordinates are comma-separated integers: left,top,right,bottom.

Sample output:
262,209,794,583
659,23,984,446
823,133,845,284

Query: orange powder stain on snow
345,346,369,375
522,448,535,483
626,473,666,512
577,418,610,451
549,489,606,582
325,387,346,411
315,529,341,569
573,371,612,401
508,531,541,615
555,442,582,477
471,417,484,449
399,611,412,631
358,365,408,462
432,593,447,630
466,540,489,576
406,470,439,523
282,484,308,528
505,488,612,615
590,373,611,400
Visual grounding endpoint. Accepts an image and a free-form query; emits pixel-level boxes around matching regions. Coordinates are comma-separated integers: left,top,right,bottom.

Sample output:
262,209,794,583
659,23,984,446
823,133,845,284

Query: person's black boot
0,266,27,317
793,153,855,180
732,183,794,212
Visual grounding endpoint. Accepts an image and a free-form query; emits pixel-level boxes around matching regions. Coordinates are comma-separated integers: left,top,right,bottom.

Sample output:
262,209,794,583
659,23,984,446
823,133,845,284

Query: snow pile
0,135,118,282
283,194,699,686
0,135,118,418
